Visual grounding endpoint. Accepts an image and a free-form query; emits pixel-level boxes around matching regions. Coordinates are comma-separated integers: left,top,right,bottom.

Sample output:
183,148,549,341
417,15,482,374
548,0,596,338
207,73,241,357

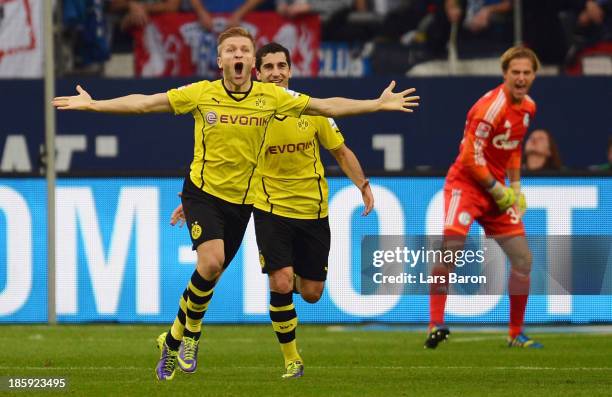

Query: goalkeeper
425,46,542,349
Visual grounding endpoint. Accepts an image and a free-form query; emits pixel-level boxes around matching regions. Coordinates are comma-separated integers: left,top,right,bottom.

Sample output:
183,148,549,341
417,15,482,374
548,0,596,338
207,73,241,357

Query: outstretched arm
330,144,374,216
304,81,419,118
53,85,173,114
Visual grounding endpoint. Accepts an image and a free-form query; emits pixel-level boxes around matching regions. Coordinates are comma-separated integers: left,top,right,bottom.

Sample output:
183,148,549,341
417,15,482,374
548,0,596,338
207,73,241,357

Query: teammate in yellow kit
254,43,375,378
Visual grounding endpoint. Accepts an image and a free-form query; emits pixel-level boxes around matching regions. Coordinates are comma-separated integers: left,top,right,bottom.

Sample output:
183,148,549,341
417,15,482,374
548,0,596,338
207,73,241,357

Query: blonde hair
500,46,541,72
217,27,256,51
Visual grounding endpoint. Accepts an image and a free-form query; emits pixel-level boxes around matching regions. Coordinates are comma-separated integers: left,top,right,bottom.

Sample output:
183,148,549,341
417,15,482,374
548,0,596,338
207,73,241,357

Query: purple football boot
155,332,178,381
177,337,200,373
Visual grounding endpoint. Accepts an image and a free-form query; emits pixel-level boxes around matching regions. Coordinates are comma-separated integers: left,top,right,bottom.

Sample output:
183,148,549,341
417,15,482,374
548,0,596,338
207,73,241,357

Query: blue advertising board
0,77,611,173
0,177,611,323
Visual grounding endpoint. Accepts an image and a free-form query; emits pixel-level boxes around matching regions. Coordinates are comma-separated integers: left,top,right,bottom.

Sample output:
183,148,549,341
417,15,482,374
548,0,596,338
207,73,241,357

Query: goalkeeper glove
487,180,516,211
510,181,526,217
517,192,527,217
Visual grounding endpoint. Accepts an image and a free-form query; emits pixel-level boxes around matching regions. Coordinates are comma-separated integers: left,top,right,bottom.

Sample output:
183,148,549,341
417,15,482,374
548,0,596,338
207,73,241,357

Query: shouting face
503,57,536,103
217,35,255,91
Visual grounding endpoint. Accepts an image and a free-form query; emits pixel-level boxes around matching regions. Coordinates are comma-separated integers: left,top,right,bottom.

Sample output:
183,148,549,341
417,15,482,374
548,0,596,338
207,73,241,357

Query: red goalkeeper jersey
447,83,536,187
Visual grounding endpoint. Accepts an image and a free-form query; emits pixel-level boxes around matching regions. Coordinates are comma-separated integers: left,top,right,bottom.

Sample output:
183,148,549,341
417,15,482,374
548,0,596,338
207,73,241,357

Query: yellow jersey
254,115,345,219
167,80,310,204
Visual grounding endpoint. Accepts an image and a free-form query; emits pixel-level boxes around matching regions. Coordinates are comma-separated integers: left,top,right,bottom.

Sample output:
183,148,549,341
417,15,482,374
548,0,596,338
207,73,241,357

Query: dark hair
523,129,563,170
255,42,291,72
543,130,562,170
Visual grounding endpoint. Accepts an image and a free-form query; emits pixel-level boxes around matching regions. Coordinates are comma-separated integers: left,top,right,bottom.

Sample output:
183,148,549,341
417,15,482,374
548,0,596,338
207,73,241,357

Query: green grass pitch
1,325,611,396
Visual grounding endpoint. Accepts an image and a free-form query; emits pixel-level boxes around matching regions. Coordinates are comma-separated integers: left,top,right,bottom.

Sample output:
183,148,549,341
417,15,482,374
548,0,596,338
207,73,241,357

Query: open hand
378,81,420,113
52,85,93,111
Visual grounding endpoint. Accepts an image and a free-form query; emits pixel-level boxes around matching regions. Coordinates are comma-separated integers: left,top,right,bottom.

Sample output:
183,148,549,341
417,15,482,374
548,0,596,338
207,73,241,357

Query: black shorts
181,177,253,268
253,208,330,281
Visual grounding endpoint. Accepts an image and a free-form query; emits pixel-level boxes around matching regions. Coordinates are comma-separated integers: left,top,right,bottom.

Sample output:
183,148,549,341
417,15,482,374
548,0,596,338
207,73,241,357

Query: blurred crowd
60,0,612,75
56,1,612,172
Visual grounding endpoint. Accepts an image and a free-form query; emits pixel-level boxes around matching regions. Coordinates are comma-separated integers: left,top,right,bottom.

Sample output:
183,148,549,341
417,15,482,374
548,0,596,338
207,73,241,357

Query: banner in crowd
132,11,320,78
1,177,611,324
0,0,42,78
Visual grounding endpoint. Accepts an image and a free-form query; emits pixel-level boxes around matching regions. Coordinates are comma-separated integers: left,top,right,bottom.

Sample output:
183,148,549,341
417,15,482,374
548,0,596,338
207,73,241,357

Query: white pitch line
1,366,610,371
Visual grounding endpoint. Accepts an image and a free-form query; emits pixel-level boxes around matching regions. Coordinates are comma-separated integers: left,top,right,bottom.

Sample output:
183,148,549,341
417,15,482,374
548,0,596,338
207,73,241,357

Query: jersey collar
221,79,253,102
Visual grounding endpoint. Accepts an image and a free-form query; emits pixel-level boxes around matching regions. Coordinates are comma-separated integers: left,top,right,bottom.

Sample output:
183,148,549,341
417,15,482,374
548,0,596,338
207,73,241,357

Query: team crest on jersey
259,252,265,268
475,122,491,138
523,113,530,127
297,118,309,131
191,221,202,240
255,96,266,109
206,111,218,125
458,211,472,226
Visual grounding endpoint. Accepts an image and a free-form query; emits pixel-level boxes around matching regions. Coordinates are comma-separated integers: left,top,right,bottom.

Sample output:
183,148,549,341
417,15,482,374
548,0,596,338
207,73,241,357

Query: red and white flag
132,11,320,78
0,0,42,78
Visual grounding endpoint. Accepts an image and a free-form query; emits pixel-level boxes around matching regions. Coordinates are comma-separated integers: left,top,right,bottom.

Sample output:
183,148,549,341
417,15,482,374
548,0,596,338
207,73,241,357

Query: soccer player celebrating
171,42,374,379
253,43,375,378
53,27,419,381
425,46,543,349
